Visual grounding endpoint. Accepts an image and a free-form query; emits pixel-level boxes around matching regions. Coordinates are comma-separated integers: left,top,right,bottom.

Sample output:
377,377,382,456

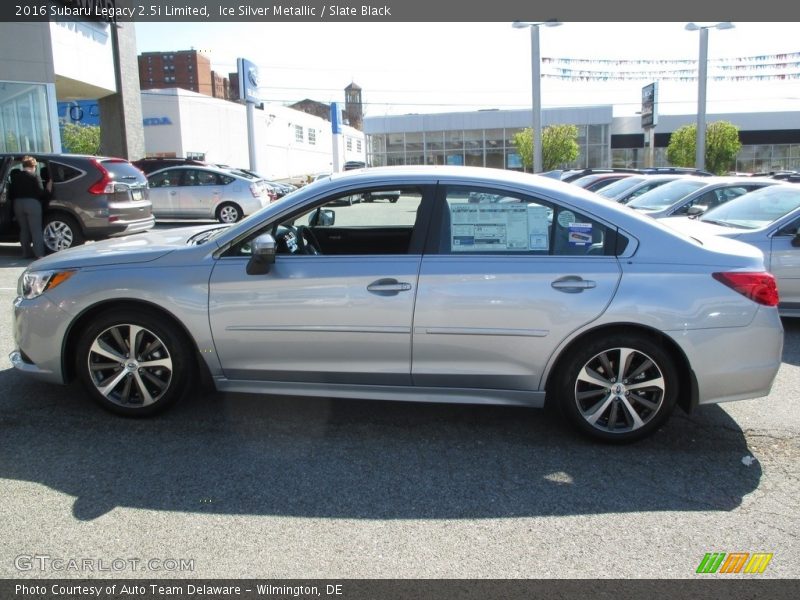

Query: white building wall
49,21,116,98
141,89,365,181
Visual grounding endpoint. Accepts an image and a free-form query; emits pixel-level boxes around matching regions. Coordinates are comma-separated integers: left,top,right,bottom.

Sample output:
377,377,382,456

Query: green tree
61,122,101,155
666,121,742,174
512,124,580,172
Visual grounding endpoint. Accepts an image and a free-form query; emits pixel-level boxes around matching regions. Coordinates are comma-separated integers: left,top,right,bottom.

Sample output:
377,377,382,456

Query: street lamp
685,22,735,171
513,20,562,173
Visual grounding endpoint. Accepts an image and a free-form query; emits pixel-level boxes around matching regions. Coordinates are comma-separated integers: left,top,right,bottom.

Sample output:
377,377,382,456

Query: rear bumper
85,216,156,240
668,307,784,406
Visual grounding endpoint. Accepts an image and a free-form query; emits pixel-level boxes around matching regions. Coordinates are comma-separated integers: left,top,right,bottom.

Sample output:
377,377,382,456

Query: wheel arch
61,299,212,387
543,322,699,415
44,207,86,235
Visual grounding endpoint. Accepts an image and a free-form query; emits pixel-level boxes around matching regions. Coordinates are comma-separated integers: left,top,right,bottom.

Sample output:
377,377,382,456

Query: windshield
627,179,707,211
699,185,800,230
597,176,646,198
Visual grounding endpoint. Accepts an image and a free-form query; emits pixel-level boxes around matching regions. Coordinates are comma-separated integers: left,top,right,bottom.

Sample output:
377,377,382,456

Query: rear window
101,159,147,185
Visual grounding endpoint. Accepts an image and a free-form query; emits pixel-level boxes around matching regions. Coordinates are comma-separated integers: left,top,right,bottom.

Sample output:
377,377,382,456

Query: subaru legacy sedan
10,167,783,442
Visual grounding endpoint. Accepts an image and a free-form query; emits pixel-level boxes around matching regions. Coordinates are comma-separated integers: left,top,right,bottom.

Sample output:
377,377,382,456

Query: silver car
10,167,784,443
146,166,271,223
663,183,800,317
626,176,778,218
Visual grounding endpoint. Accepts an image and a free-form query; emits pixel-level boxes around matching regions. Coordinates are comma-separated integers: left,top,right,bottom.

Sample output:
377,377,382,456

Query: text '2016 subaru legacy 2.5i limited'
10,167,784,442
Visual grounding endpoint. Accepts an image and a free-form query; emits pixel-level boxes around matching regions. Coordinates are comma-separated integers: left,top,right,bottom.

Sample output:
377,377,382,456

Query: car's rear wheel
216,203,242,223
43,213,84,253
75,310,192,416
555,334,678,443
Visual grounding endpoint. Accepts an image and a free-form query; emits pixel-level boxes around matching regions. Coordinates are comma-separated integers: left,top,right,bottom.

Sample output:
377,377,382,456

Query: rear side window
436,186,616,256
47,161,82,183
101,159,147,185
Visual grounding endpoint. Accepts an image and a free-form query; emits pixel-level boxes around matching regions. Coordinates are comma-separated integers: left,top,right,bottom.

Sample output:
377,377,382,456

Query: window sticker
450,203,530,251
557,210,576,228
449,201,553,252
527,204,550,250
568,223,594,246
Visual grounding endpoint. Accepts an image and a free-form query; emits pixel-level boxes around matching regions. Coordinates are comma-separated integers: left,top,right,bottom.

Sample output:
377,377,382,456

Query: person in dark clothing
9,156,52,258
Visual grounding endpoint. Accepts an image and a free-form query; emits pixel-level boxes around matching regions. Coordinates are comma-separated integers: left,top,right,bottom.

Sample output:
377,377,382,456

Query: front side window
225,186,426,258
434,186,615,256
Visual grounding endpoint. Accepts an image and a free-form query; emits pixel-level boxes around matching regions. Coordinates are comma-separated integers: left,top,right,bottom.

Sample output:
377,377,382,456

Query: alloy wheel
574,347,666,434
86,323,173,408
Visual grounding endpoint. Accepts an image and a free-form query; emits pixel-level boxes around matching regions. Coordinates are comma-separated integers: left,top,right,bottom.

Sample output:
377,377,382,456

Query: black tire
216,203,242,223
554,333,678,443
43,213,85,253
75,309,192,417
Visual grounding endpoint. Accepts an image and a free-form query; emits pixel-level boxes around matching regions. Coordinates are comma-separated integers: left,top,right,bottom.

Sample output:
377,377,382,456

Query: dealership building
0,19,142,158
364,106,800,174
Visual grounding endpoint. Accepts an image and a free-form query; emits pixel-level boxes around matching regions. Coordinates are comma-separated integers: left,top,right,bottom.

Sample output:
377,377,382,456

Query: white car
147,166,271,223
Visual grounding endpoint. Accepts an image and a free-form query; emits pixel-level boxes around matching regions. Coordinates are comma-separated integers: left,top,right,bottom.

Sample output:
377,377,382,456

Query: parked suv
0,153,155,253
132,157,206,175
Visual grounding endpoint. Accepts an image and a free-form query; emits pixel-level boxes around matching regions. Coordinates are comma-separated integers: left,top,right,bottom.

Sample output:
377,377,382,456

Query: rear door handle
551,276,597,293
367,278,413,295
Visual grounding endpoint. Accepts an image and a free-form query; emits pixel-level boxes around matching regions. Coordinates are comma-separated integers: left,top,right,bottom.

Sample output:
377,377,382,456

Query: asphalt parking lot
0,236,798,579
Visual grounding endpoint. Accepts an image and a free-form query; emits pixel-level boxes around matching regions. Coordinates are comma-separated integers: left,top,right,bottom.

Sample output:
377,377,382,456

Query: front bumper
11,295,71,385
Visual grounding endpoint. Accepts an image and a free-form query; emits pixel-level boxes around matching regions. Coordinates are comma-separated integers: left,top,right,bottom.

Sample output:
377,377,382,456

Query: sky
134,22,800,119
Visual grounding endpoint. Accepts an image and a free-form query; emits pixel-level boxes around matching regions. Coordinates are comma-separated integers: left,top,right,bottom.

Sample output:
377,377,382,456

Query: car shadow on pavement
0,369,762,522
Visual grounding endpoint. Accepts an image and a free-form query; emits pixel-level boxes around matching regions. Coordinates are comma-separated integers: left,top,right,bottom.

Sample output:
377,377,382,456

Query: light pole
513,20,561,173
685,22,734,171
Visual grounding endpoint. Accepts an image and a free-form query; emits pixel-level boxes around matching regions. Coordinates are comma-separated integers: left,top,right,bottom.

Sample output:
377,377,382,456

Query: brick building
138,50,213,96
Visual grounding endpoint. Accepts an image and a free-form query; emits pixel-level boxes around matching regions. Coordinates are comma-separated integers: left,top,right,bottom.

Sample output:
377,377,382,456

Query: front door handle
367,278,413,295
551,276,597,293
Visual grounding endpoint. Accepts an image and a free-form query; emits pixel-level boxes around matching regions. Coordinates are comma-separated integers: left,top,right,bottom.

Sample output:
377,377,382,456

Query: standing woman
9,156,52,259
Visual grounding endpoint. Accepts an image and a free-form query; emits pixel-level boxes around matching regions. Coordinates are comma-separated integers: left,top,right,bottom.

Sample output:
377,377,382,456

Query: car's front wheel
555,334,678,443
75,310,192,416
43,213,84,253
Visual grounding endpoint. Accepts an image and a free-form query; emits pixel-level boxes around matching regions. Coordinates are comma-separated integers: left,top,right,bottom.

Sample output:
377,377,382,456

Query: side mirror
246,233,277,275
791,232,800,248
687,205,707,217
309,208,335,227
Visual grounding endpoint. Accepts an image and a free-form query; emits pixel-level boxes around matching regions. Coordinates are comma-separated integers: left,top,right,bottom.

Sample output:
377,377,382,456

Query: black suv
0,153,154,253
132,157,206,174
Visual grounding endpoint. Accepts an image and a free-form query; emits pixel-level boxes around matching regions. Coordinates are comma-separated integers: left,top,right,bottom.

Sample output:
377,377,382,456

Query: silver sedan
10,167,784,442
146,166,271,223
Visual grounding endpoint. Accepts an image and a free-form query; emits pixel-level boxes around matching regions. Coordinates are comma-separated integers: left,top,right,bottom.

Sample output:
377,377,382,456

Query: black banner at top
1,0,799,22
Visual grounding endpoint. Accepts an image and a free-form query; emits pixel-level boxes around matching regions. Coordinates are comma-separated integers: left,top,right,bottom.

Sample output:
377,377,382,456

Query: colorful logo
696,552,773,574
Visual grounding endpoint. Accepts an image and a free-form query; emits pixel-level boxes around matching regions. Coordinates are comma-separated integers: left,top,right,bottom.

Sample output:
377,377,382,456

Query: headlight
18,270,76,300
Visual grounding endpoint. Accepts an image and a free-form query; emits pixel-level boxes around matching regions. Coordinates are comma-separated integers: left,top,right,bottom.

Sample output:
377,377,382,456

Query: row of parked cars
565,167,800,318
0,153,299,253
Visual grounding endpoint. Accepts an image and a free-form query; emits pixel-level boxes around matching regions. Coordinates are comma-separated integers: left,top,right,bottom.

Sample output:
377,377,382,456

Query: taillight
88,159,114,194
712,272,779,307
249,183,259,198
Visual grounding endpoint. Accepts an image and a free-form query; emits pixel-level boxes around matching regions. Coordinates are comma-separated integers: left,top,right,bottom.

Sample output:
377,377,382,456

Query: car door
208,183,435,385
178,169,229,218
769,214,800,309
146,169,182,217
412,185,622,392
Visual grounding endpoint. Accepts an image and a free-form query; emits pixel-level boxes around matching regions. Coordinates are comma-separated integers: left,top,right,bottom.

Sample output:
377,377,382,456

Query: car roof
146,165,247,178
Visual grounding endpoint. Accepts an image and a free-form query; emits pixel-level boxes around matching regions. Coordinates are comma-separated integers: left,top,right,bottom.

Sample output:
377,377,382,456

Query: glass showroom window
0,82,53,153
